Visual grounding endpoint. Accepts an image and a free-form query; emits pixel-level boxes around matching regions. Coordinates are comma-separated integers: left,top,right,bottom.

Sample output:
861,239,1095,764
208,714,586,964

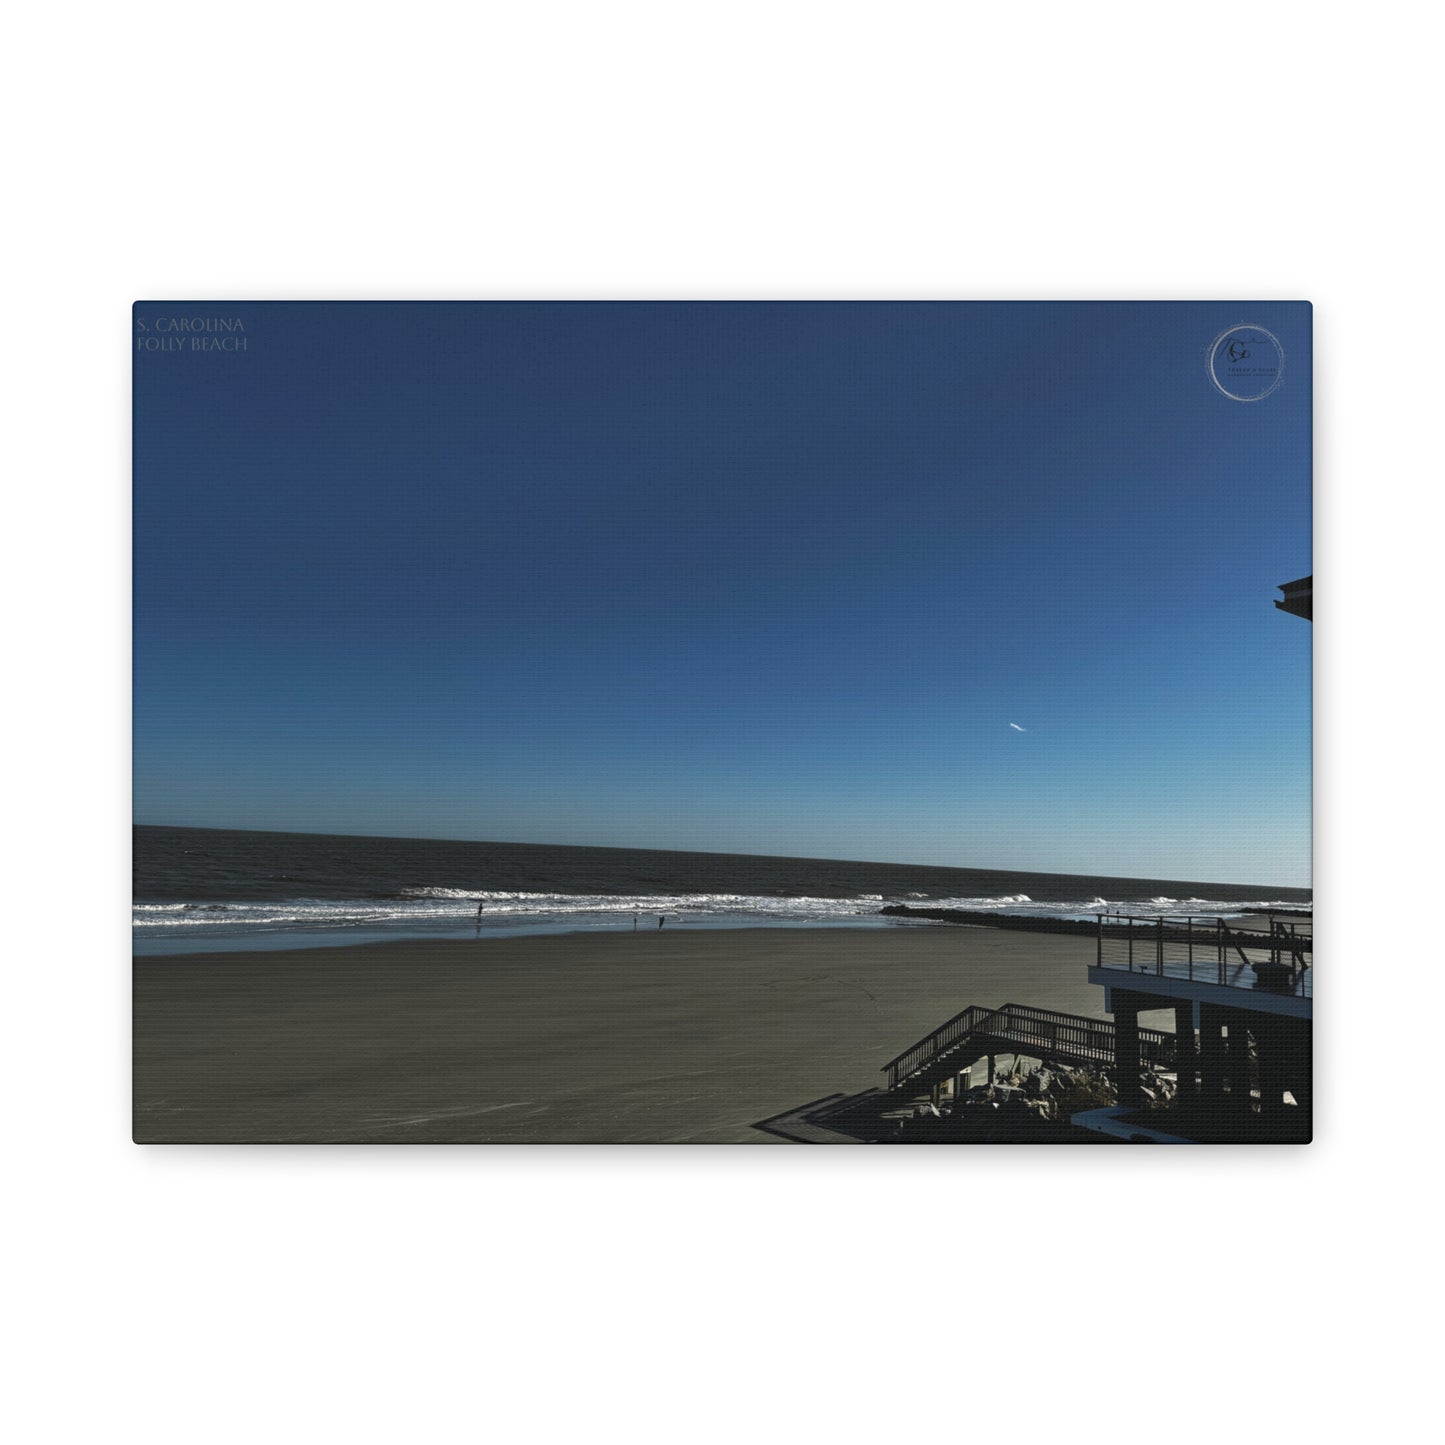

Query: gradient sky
133,302,1311,886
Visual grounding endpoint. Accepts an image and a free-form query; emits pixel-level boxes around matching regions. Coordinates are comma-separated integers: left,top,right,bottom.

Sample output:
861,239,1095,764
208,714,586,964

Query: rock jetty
878,904,1098,936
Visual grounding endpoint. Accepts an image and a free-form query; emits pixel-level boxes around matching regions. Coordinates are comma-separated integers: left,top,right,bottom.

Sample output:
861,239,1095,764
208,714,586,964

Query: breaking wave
134,886,1309,954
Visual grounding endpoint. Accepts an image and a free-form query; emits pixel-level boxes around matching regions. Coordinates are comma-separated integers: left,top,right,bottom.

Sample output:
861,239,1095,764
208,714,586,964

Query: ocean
133,825,1312,955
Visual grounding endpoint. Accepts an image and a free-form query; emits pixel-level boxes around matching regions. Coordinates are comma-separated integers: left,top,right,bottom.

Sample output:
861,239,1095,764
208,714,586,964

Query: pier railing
1094,913,1312,992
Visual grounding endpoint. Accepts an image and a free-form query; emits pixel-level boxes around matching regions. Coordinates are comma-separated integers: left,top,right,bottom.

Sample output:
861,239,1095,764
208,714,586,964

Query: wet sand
133,925,1110,1143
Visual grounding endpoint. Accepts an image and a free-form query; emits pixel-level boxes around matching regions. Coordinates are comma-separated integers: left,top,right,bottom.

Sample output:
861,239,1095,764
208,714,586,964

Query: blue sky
133,302,1311,885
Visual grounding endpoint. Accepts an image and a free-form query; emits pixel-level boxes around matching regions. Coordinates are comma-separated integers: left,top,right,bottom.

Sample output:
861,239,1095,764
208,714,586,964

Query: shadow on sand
752,1088,1115,1144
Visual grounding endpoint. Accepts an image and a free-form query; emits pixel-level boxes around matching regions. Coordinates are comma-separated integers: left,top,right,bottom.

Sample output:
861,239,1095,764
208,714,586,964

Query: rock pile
888,1059,1173,1142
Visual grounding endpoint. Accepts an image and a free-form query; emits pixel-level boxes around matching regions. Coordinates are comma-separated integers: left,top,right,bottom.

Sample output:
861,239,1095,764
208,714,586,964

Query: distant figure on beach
658,915,665,930
475,900,485,933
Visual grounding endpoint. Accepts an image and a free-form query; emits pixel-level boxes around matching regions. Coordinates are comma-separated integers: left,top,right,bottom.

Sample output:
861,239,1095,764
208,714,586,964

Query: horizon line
133,820,1312,895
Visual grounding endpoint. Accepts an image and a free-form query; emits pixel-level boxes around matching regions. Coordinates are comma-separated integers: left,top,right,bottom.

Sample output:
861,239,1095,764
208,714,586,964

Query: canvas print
133,301,1312,1143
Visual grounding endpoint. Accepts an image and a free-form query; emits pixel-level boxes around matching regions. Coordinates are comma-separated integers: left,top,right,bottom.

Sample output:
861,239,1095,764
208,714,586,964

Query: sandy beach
133,924,1120,1143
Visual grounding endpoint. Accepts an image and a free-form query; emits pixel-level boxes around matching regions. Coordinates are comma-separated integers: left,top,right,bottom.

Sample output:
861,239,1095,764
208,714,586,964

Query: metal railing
1094,913,1312,990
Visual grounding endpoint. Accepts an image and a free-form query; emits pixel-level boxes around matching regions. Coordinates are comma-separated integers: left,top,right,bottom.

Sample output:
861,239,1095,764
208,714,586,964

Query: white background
3,3,1436,1442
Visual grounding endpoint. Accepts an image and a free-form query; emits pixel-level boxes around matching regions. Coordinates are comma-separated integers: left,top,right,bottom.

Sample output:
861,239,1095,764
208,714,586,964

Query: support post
1114,996,1142,1109
1257,1020,1288,1124
1200,1004,1227,1106
1229,1020,1255,1115
1174,1000,1197,1099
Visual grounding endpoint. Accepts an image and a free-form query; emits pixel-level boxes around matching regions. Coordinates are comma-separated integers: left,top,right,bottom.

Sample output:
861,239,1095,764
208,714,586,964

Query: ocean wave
134,885,1310,944
133,889,892,935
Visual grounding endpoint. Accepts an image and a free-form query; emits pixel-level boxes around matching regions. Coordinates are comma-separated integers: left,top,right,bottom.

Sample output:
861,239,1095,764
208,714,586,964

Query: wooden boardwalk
882,1001,1174,1094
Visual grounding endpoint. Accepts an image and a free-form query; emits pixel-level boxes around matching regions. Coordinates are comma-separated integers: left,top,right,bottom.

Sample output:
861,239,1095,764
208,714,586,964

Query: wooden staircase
881,1001,1174,1095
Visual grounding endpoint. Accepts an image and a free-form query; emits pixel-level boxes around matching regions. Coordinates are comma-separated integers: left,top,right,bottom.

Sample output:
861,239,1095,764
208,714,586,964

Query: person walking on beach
476,899,485,933
658,915,665,930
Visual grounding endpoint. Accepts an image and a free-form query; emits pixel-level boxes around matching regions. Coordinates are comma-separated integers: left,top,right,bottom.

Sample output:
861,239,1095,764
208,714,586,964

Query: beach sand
133,925,1117,1143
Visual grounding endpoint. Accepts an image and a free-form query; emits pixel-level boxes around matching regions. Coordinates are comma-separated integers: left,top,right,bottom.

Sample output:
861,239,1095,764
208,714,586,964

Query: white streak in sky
1009,723,1026,732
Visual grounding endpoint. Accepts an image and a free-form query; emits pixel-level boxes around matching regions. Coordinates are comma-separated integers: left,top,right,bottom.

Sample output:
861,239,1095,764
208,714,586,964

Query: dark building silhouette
1276,575,1312,620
